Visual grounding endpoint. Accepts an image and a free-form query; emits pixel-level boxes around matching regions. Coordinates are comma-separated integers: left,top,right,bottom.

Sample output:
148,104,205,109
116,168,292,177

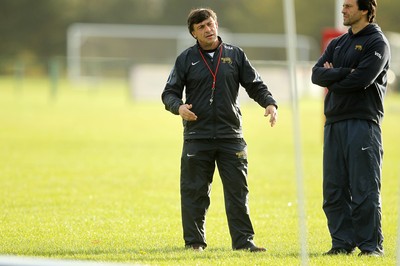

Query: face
191,17,219,50
342,0,368,27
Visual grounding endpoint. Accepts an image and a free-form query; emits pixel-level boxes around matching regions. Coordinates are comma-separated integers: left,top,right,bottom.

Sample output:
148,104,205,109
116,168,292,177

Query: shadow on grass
13,246,390,265
9,246,310,264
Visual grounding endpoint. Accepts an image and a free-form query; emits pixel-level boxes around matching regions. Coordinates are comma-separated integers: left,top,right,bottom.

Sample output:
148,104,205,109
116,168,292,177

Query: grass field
1,77,399,265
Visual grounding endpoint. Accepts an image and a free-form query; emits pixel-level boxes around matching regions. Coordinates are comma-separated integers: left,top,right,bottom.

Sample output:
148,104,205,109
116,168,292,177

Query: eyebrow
197,21,213,28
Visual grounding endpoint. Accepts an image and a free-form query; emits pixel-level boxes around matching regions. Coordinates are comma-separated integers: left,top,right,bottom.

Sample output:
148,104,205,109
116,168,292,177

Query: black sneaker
323,247,354,255
249,245,267,252
185,244,205,252
235,244,267,252
358,250,384,257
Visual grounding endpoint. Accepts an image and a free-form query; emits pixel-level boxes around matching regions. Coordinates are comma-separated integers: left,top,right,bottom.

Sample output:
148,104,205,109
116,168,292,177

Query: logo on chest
355,45,363,51
221,57,233,64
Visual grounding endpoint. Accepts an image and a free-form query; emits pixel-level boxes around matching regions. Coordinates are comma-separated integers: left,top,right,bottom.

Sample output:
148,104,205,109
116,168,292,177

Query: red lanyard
198,45,223,105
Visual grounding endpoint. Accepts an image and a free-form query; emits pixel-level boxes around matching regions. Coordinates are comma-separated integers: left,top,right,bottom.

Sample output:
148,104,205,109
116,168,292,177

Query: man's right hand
323,61,334,69
179,104,198,121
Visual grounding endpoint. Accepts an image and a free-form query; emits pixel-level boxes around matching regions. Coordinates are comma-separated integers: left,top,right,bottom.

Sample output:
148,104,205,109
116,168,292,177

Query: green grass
1,77,399,265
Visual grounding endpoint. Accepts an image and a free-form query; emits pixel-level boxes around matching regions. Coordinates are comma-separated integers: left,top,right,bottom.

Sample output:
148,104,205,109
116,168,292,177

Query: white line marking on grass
0,256,145,266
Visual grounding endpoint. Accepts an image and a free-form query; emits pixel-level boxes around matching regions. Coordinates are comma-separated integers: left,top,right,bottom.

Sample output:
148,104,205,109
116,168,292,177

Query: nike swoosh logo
191,61,200,66
361,147,371,151
186,153,196,157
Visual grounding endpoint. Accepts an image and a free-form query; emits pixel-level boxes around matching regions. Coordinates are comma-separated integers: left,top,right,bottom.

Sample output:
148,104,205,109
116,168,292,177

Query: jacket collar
348,23,380,37
197,36,223,53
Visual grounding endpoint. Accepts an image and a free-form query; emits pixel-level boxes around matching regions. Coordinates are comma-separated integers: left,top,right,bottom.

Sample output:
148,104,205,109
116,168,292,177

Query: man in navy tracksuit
311,0,390,256
162,8,277,252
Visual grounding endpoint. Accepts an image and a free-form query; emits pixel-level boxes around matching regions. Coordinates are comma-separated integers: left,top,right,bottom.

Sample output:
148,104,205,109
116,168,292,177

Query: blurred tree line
0,0,398,66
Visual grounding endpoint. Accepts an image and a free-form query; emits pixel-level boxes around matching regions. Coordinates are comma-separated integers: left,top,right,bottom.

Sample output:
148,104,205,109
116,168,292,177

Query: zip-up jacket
162,37,277,140
311,24,390,125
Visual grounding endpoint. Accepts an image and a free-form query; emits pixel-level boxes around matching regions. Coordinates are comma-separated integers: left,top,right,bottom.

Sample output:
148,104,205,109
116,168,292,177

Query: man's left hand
264,105,277,127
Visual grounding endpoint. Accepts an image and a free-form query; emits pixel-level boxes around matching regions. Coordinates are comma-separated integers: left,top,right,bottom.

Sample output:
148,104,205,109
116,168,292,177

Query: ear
191,32,197,39
361,9,368,17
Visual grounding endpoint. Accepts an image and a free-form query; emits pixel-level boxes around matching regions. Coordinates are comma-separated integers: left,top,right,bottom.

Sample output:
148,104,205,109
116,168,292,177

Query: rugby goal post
66,23,317,83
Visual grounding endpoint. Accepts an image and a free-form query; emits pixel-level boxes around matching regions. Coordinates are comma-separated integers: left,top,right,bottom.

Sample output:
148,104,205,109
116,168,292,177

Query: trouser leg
180,140,215,247
323,123,356,250
216,138,255,249
347,120,383,252
323,120,383,252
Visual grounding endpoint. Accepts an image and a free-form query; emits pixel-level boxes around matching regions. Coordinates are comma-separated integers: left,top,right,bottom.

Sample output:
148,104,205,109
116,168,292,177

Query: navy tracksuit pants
180,138,256,250
323,119,383,252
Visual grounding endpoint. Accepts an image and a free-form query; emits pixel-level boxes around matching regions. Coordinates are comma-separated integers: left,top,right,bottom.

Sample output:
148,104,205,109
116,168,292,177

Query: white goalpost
283,0,308,264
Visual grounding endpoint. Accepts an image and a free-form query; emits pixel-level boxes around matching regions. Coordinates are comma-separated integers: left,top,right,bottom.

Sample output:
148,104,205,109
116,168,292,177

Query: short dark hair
357,0,377,23
187,8,217,35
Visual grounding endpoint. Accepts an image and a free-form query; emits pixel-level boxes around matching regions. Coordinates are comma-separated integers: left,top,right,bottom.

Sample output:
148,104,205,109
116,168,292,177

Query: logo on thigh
235,150,247,159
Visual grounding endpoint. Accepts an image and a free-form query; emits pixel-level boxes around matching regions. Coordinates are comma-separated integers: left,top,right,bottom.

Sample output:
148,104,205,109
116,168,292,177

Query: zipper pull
209,87,215,105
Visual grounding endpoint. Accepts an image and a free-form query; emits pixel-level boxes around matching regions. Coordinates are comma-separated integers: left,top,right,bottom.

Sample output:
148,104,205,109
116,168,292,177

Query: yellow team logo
355,45,363,51
236,150,247,159
221,57,233,64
